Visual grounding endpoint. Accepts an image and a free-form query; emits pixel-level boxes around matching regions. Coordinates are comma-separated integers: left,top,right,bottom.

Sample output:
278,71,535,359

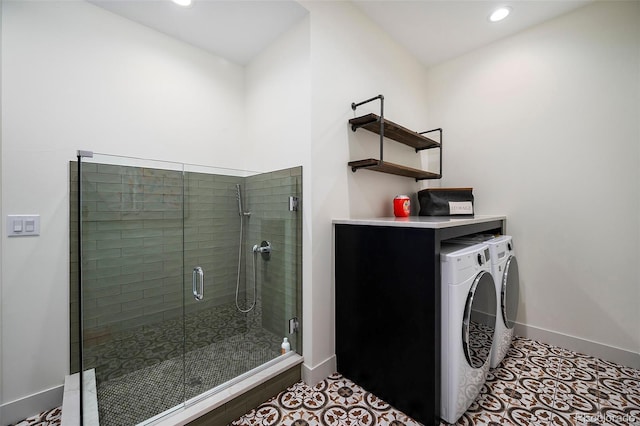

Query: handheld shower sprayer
235,184,243,217
235,184,251,217
235,183,255,313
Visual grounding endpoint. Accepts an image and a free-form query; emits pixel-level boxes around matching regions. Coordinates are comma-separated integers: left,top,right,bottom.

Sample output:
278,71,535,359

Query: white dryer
452,235,520,368
441,243,497,424
485,236,519,368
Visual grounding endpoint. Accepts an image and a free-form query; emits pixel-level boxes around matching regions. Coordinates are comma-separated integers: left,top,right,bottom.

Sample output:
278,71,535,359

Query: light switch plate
7,215,40,237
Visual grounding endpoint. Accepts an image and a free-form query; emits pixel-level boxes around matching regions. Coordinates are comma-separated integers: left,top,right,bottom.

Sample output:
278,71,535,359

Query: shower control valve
253,241,272,254
253,240,272,261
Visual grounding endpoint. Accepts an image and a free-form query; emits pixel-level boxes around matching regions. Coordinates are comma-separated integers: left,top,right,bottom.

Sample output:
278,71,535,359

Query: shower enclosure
70,153,302,425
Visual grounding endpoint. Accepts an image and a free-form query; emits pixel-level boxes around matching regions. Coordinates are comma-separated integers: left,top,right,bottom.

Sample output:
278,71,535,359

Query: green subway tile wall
70,161,302,376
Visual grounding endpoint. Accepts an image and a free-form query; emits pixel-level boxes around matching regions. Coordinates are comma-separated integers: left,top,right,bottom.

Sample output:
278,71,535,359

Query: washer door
462,271,497,368
501,255,520,329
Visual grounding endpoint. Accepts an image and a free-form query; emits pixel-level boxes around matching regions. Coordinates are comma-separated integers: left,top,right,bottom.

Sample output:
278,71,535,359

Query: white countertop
332,215,506,229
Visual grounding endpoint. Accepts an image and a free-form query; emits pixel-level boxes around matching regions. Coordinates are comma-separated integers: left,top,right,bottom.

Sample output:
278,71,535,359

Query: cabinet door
335,224,439,425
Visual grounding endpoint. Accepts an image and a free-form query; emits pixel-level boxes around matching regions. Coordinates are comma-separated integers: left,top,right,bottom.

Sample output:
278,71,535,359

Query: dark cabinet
334,219,504,425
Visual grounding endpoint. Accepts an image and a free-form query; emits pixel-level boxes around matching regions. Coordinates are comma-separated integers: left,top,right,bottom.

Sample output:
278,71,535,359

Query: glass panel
74,156,303,423
181,166,247,400
248,169,302,355
79,154,185,425
245,168,301,357
462,271,496,368
182,165,302,402
502,255,519,329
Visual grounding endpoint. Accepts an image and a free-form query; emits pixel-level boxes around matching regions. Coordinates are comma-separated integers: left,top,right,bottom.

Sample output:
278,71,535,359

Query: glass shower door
180,167,247,400
77,154,186,425
182,166,302,403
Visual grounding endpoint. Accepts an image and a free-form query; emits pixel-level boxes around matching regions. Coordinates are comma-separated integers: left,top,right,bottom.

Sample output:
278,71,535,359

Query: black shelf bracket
418,128,442,180
351,94,385,162
349,95,442,181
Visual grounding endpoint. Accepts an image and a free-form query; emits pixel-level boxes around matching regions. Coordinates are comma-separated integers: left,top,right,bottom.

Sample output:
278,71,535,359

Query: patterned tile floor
233,337,640,426
9,407,61,426
232,372,420,426
453,337,640,426
12,337,640,426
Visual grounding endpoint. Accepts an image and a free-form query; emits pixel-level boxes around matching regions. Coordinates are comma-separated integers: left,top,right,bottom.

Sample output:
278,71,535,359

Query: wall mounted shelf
348,95,442,181
347,159,440,180
349,113,440,151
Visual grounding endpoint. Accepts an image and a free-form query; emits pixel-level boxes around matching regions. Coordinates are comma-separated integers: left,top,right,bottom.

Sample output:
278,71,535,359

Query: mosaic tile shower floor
85,301,284,426
98,328,282,426
12,337,640,426
83,302,256,384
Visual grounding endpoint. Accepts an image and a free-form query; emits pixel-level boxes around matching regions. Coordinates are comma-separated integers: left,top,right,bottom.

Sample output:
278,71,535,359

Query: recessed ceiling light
489,7,511,22
172,0,192,7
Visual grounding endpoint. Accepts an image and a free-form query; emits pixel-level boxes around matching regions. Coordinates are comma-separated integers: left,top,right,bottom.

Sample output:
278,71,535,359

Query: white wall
244,14,312,365
245,17,311,175
423,1,640,358
1,0,245,420
302,0,432,379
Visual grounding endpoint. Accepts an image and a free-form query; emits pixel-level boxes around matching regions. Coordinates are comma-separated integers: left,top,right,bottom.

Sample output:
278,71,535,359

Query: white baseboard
302,355,336,387
514,322,640,369
0,385,63,426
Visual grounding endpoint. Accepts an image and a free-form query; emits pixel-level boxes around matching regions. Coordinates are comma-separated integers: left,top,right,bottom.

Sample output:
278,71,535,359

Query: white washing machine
441,243,497,424
452,235,520,368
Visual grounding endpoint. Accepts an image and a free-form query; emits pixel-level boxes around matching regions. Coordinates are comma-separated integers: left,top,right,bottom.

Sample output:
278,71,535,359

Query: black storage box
418,188,474,216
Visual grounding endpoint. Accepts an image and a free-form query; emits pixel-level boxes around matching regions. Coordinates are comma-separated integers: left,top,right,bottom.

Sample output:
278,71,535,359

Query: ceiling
89,0,593,67
88,0,309,65
353,0,593,67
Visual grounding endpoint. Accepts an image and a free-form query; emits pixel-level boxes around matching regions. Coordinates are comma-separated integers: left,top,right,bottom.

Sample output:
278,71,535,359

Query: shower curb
153,353,304,426
61,369,99,426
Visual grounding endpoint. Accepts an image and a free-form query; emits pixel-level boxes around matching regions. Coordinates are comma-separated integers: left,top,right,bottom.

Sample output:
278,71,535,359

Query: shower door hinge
289,317,299,334
289,196,299,212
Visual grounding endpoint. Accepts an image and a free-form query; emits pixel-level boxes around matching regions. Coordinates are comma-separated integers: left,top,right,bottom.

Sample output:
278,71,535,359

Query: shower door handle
192,267,204,301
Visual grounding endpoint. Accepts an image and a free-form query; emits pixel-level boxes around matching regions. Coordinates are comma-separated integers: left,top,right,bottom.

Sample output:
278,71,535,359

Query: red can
393,195,410,217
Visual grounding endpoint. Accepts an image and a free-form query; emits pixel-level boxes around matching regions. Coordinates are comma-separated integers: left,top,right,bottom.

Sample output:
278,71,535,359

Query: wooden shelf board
348,159,440,180
349,113,440,150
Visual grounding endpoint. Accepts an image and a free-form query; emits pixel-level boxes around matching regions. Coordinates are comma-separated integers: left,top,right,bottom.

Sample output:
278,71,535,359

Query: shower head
235,184,243,217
